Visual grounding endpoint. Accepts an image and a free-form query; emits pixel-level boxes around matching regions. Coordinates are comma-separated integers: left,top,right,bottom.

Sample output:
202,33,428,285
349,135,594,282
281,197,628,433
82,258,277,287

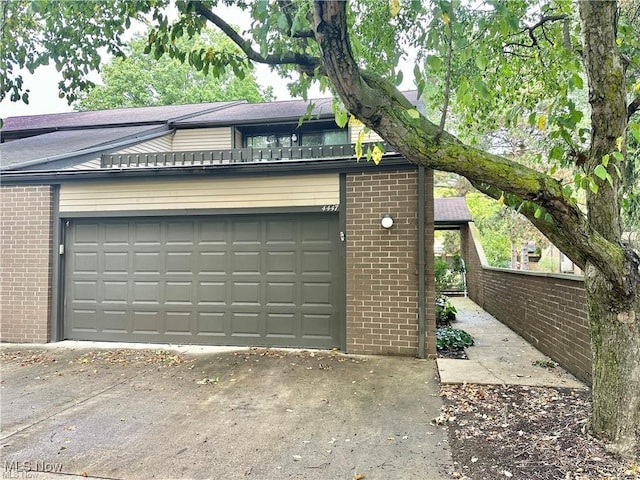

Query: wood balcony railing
101,143,391,168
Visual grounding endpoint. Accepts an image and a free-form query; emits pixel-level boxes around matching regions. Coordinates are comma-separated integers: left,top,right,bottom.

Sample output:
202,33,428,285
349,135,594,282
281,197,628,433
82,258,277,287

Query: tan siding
65,158,102,170
116,133,174,154
172,128,232,151
59,174,339,212
350,123,383,144
234,128,243,148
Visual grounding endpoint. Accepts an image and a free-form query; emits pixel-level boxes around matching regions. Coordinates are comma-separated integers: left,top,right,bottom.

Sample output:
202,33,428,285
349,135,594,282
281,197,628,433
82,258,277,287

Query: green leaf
612,151,624,161
475,55,487,70
425,55,442,70
594,164,608,180
588,179,599,194
473,79,491,101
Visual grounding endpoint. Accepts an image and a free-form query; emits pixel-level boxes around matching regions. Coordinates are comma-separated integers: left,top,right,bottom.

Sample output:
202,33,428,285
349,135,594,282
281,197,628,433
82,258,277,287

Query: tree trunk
310,0,640,457
586,266,640,457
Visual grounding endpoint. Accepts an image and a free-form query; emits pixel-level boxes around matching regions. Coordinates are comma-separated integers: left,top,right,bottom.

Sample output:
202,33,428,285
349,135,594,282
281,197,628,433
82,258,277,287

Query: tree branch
191,1,321,72
312,0,629,292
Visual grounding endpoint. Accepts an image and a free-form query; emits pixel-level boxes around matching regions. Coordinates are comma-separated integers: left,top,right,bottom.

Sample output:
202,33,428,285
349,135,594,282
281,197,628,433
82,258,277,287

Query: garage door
64,214,343,348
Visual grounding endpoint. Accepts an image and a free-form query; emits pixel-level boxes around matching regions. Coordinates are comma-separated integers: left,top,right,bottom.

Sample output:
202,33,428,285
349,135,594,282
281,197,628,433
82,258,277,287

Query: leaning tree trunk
580,0,640,457
310,0,640,456
586,268,640,457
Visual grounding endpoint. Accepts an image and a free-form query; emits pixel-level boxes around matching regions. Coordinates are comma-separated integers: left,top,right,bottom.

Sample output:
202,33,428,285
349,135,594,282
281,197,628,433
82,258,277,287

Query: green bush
436,327,474,350
436,294,457,324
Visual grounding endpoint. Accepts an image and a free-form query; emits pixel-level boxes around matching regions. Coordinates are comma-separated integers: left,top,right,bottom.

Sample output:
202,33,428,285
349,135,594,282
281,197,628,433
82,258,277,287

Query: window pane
278,134,292,147
301,132,322,146
324,130,348,145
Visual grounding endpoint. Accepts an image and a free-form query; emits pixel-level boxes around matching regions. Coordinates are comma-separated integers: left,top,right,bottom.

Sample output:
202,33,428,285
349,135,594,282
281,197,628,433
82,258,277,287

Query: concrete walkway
437,297,587,389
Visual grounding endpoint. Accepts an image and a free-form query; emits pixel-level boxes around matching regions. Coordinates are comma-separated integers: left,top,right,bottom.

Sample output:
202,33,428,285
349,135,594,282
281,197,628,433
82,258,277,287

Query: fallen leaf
353,474,366,480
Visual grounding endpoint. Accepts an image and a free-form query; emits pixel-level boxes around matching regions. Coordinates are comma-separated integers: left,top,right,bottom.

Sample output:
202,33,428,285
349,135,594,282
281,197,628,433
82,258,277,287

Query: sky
0,4,417,119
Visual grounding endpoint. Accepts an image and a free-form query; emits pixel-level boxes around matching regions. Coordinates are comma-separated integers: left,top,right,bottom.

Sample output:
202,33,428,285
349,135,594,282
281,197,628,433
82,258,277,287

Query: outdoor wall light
291,133,298,142
381,214,394,229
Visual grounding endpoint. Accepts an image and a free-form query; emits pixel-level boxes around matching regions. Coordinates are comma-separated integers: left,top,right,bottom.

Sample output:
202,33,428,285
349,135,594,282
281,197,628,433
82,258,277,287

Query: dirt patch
440,384,638,479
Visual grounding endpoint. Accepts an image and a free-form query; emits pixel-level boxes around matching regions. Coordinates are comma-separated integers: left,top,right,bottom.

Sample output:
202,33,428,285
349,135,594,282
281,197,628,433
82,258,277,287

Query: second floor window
244,128,348,148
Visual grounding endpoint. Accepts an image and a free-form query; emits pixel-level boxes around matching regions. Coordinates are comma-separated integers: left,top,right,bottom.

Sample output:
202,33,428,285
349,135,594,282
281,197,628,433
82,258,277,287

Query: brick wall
346,170,432,356
0,185,53,343
462,224,591,384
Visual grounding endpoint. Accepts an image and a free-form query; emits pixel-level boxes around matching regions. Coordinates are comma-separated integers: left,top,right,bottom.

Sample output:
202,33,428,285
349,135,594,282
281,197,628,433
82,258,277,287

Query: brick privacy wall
346,170,430,356
0,185,53,342
461,226,591,384
460,225,482,304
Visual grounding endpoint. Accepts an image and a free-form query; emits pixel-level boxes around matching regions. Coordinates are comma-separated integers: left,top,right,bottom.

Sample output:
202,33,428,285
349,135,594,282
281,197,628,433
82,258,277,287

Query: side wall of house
462,225,591,384
0,185,53,342
346,170,427,355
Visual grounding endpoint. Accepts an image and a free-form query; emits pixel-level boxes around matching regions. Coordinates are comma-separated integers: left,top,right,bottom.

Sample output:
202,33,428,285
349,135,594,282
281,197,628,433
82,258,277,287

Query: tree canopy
2,0,639,457
74,29,272,111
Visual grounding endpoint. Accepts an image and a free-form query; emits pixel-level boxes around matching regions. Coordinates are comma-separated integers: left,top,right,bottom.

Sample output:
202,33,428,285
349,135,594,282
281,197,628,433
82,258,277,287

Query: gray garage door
64,214,343,348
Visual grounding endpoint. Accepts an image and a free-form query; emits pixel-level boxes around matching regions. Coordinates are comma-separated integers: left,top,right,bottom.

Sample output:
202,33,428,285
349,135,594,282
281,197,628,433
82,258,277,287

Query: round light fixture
381,214,394,229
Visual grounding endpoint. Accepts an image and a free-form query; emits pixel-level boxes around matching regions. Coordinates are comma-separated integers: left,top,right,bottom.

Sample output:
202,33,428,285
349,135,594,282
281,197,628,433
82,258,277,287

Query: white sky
0,4,416,119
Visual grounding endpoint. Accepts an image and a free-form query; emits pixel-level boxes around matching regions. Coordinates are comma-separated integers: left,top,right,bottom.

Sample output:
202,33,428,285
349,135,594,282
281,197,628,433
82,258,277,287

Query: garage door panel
197,312,227,336
104,223,129,244
198,282,227,305
199,251,227,274
231,282,261,305
199,221,227,244
72,281,98,302
266,282,296,306
302,251,332,273
301,314,333,338
266,220,295,243
166,312,193,335
73,253,98,273
74,224,99,244
231,313,261,337
132,281,161,304
166,252,193,274
134,223,162,245
302,282,332,306
71,309,98,332
165,281,193,305
132,311,161,333
301,220,331,243
232,251,260,273
233,221,261,244
266,313,296,337
102,310,127,333
104,252,128,273
65,214,342,348
167,222,195,245
133,252,161,274
103,281,128,304
266,251,295,273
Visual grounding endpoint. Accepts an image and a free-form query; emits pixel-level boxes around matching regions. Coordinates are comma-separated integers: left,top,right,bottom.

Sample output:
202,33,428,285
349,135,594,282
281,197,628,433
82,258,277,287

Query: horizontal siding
350,123,382,144
115,133,174,154
59,174,339,212
172,128,232,151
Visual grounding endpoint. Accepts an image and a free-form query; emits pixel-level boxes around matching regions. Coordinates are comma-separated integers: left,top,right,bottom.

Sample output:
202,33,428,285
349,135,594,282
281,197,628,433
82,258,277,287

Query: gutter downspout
418,165,426,359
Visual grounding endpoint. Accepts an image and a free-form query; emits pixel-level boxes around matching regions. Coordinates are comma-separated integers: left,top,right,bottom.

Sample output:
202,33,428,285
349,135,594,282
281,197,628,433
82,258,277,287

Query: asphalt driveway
1,343,452,479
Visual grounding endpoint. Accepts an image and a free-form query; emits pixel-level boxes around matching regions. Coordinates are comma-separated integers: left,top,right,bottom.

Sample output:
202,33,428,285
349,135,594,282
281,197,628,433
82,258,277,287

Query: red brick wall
462,225,591,384
346,170,430,355
0,185,53,343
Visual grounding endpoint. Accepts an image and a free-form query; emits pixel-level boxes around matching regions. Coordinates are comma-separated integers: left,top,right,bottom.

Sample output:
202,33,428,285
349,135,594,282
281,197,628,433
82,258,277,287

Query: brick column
0,185,53,342
345,170,420,355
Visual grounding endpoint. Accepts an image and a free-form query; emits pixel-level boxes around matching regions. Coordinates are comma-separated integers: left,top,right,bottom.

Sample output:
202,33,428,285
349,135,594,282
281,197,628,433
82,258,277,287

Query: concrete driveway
1,343,452,479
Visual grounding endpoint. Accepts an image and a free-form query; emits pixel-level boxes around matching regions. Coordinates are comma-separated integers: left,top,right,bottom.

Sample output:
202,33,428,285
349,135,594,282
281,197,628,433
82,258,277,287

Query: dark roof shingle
434,197,473,224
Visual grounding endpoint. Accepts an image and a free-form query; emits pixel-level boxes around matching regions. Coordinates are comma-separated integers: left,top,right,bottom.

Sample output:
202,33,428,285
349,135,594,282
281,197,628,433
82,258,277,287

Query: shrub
436,294,457,324
436,327,474,350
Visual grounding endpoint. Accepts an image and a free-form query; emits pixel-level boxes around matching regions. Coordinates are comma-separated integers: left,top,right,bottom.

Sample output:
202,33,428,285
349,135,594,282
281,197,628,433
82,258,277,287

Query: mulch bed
439,384,638,479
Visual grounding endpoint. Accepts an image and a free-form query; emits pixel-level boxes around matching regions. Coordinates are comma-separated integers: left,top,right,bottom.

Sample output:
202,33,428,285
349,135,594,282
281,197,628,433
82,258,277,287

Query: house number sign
321,204,339,212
